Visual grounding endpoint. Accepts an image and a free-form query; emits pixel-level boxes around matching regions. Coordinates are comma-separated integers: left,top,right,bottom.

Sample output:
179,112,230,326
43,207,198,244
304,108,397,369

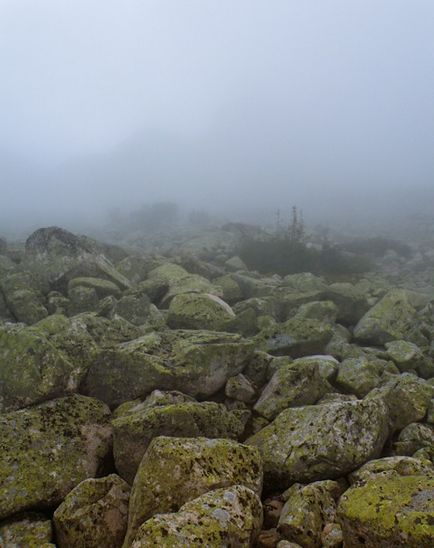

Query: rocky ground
0,225,433,547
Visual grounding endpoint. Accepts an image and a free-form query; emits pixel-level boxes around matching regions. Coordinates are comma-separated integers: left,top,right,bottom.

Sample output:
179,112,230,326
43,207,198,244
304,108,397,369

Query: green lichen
338,475,434,547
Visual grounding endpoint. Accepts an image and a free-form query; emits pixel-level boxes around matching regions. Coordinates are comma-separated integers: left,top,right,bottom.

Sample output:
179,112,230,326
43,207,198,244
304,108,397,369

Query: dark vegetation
238,207,373,276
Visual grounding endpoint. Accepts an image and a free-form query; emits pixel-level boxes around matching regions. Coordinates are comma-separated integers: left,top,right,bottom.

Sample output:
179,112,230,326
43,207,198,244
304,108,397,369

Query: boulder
354,289,428,346
254,359,331,420
0,512,53,547
277,480,344,547
67,285,99,314
349,456,434,485
167,292,235,330
84,330,254,407
113,399,247,483
225,373,256,403
0,395,112,519
260,318,333,357
393,423,434,458
130,485,262,547
214,274,243,304
53,474,130,548
367,374,432,432
335,356,386,398
123,436,263,545
385,340,426,373
0,272,48,324
0,322,82,412
247,398,389,491
114,294,151,326
337,475,434,547
68,276,122,298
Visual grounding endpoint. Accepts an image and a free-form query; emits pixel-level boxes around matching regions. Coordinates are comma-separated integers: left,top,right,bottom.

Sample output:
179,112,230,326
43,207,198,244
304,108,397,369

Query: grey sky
1,1,434,227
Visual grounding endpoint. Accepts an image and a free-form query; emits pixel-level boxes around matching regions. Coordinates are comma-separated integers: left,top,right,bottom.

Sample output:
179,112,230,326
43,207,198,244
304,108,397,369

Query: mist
1,0,434,232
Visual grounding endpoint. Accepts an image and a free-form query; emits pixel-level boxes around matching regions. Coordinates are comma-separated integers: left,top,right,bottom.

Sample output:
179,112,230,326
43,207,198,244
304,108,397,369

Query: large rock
393,423,434,459
260,318,334,357
0,512,53,547
349,456,434,485
0,272,48,324
53,474,130,548
335,356,386,398
68,276,122,298
277,480,344,547
84,330,254,407
123,436,263,546
337,475,434,547
247,398,389,491
0,322,79,412
385,340,426,373
113,398,247,483
354,289,428,346
254,358,331,420
24,227,132,293
0,395,112,519
367,374,433,432
130,485,263,547
167,292,235,330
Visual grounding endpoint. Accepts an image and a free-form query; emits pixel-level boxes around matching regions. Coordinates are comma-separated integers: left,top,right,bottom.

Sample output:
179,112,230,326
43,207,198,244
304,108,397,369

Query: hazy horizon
1,1,434,231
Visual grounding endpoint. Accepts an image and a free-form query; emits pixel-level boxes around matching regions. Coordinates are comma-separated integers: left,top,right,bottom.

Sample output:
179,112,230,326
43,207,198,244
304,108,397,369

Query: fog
1,0,434,233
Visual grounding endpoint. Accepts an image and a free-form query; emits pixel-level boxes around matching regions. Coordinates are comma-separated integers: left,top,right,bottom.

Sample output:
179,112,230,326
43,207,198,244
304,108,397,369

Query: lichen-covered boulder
322,282,370,325
277,480,344,547
167,292,235,330
385,340,426,373
0,272,48,324
393,423,434,459
53,474,130,548
161,273,222,307
113,399,247,483
337,475,434,547
260,318,334,357
214,274,243,304
254,359,330,420
123,437,263,546
335,356,386,398
84,330,254,407
0,395,112,519
353,289,428,346
114,294,151,326
225,373,256,403
293,300,338,323
247,398,389,491
349,456,434,485
68,276,122,298
367,373,433,432
68,285,99,314
225,255,248,271
0,323,78,412
117,255,161,284
0,512,53,547
130,485,263,547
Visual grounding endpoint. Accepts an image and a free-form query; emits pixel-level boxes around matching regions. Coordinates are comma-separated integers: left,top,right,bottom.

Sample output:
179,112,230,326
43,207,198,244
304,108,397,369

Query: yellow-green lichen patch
0,395,112,520
338,475,434,547
123,436,263,546
130,485,262,548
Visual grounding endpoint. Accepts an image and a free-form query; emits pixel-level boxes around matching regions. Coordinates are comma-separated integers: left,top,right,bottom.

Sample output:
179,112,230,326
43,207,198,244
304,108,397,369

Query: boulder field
0,226,433,547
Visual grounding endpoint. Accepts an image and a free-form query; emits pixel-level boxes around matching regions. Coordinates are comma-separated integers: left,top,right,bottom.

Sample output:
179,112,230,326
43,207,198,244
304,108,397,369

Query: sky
1,0,434,230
